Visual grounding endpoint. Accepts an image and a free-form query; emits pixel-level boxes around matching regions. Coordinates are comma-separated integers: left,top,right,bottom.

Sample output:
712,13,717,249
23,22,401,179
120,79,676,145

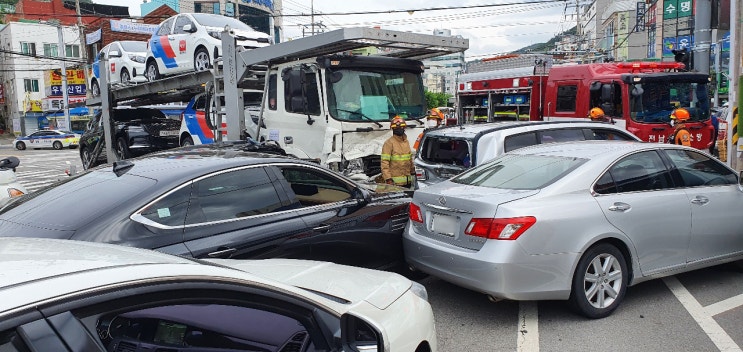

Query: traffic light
672,48,691,71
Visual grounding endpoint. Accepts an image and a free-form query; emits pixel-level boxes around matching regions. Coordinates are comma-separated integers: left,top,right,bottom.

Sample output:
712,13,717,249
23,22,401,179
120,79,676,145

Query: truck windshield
629,81,710,124
327,69,426,122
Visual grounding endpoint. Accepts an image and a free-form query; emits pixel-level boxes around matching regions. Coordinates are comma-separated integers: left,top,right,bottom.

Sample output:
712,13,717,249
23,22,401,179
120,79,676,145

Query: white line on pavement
663,276,742,352
517,301,539,352
705,293,743,317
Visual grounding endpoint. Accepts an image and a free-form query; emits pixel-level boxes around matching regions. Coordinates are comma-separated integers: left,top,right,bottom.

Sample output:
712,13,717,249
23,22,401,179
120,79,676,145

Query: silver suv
414,121,641,188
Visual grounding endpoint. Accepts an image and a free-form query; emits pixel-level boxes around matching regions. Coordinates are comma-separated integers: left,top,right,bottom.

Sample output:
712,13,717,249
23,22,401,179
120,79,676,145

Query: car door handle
690,196,709,205
313,224,331,233
608,202,631,212
207,247,237,258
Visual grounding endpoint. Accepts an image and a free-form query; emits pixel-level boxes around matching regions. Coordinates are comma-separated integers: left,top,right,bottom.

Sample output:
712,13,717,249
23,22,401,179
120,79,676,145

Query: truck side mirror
601,84,612,102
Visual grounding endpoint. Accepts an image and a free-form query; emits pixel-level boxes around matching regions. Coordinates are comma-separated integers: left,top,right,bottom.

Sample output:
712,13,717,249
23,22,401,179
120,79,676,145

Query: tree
425,91,451,109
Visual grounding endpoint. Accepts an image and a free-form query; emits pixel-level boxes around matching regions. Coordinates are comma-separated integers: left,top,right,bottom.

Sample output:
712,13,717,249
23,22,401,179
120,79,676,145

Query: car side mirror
108,50,121,58
340,313,384,352
183,24,195,33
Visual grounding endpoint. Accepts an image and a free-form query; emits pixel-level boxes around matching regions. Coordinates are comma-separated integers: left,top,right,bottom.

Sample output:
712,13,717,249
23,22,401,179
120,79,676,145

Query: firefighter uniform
670,108,692,147
381,117,416,187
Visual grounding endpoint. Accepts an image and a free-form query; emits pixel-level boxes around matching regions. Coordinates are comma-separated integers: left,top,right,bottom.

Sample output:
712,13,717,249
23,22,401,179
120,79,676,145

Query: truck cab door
262,64,327,160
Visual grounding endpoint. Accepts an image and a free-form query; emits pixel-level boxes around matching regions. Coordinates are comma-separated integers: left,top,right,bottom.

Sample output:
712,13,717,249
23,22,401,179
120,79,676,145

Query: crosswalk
8,150,83,193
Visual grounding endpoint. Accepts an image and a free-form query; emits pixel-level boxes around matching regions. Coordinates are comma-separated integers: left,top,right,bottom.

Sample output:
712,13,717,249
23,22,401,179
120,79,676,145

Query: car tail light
415,167,426,181
464,216,536,240
409,203,423,223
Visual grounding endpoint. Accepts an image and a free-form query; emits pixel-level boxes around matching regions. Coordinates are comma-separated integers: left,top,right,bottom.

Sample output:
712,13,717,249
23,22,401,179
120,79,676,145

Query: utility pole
693,0,712,74
75,0,89,104
730,0,741,170
56,24,70,131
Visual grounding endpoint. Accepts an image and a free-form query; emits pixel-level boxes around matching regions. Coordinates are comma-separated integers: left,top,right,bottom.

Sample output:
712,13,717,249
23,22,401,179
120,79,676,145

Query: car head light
409,281,428,302
129,54,145,63
208,31,222,40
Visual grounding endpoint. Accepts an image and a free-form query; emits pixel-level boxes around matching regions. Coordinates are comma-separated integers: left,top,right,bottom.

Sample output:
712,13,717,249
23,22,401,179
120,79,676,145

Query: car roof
423,120,631,139
509,139,684,160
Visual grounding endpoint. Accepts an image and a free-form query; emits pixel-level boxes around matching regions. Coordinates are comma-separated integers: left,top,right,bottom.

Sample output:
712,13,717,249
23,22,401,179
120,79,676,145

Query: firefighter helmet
390,116,407,129
670,108,690,122
589,107,605,120
429,108,444,120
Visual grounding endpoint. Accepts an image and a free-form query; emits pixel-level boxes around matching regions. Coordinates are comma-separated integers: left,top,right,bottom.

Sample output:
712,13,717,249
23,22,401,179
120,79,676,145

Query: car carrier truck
457,57,714,150
86,27,468,180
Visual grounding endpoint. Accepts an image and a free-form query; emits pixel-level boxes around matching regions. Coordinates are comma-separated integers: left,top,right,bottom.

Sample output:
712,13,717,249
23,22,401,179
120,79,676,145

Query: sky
92,0,573,60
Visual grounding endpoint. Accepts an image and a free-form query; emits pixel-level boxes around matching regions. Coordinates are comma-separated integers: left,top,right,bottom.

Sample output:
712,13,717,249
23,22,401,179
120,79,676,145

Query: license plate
431,213,458,237
160,130,179,136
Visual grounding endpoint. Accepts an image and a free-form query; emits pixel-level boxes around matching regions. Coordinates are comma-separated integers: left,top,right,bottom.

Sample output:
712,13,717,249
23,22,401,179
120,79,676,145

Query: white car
0,156,27,199
0,237,437,352
90,41,148,96
145,13,272,81
13,129,80,150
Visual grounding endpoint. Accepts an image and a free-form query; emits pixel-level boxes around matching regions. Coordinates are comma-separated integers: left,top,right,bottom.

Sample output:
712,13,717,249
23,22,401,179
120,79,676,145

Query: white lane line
516,301,539,352
705,293,743,317
663,277,742,352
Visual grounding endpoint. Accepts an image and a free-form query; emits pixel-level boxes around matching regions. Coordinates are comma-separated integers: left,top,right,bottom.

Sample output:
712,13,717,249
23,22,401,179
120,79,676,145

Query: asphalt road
3,146,743,352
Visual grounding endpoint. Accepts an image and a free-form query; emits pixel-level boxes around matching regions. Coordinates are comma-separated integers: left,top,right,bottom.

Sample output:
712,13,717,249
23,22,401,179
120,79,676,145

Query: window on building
43,43,59,57
194,3,202,12
20,42,36,56
65,44,80,58
212,3,220,14
24,79,39,92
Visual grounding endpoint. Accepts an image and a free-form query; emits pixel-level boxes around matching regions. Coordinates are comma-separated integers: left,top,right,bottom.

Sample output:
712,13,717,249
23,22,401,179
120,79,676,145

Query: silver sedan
404,140,743,318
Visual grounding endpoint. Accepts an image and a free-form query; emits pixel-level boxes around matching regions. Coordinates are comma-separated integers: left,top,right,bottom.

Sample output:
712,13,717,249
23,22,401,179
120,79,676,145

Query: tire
91,80,100,97
52,141,63,150
568,243,628,319
120,68,130,82
193,48,211,72
15,141,25,151
81,147,93,170
145,61,160,81
116,137,131,159
181,135,194,147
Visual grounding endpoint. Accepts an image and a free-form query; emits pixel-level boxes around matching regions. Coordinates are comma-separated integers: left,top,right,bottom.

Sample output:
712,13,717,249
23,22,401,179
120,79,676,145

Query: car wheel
194,48,211,71
568,243,628,319
91,80,100,97
15,141,25,150
81,147,94,169
145,61,160,81
53,141,63,150
116,137,131,159
181,135,194,147
120,68,130,82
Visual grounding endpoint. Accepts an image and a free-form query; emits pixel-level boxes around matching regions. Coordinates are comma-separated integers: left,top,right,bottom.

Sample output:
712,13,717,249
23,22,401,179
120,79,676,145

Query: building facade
421,29,466,97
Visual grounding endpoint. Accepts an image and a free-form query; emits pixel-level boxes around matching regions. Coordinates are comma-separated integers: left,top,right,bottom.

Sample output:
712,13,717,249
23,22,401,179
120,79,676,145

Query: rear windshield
451,154,586,189
0,170,156,229
419,136,471,167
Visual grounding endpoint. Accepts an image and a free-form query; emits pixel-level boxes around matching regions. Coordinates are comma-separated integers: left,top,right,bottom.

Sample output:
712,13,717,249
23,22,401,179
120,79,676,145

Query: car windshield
120,41,147,52
191,13,255,31
327,69,427,121
629,81,710,124
451,154,586,189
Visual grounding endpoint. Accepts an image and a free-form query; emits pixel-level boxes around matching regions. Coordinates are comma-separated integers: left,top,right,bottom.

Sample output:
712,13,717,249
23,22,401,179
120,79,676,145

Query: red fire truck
457,60,714,150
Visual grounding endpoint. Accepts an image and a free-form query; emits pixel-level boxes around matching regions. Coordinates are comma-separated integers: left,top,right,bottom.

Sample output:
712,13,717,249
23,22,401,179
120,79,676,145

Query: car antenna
112,160,134,177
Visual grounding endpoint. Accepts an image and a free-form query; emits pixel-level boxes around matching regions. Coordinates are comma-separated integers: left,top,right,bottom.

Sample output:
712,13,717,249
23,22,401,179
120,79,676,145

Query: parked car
2,143,412,273
90,41,148,97
414,121,641,188
79,107,181,169
180,90,263,146
0,237,436,352
0,156,27,199
145,13,271,81
13,129,80,150
404,140,743,318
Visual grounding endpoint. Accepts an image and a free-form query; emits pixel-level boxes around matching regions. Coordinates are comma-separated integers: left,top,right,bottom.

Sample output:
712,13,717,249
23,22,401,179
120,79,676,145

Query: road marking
705,293,743,317
663,277,742,352
516,301,539,352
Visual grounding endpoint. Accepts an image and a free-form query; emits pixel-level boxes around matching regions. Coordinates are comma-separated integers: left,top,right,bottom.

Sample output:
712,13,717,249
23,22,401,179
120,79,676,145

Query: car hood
209,259,412,310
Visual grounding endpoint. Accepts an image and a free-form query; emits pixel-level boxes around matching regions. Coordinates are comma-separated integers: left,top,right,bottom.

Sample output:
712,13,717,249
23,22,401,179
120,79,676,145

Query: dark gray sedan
0,143,411,272
404,140,743,318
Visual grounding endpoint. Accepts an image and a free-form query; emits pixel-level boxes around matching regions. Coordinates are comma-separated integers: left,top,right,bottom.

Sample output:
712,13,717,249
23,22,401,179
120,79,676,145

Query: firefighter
381,116,416,187
588,107,610,122
669,108,691,146
426,108,444,129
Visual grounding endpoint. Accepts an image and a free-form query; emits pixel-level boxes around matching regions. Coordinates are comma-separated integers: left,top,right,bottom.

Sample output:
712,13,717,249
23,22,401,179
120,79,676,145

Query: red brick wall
9,0,100,26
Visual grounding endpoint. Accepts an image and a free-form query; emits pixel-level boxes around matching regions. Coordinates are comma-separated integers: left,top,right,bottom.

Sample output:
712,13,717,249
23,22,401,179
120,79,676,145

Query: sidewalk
0,134,15,149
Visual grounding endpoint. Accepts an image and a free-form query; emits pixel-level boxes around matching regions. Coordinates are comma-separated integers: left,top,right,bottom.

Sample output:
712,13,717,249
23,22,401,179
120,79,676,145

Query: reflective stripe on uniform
391,175,414,185
381,153,411,161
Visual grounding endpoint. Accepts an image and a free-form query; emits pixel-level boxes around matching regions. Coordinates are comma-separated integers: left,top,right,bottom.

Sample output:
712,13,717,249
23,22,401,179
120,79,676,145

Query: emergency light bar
616,62,685,71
